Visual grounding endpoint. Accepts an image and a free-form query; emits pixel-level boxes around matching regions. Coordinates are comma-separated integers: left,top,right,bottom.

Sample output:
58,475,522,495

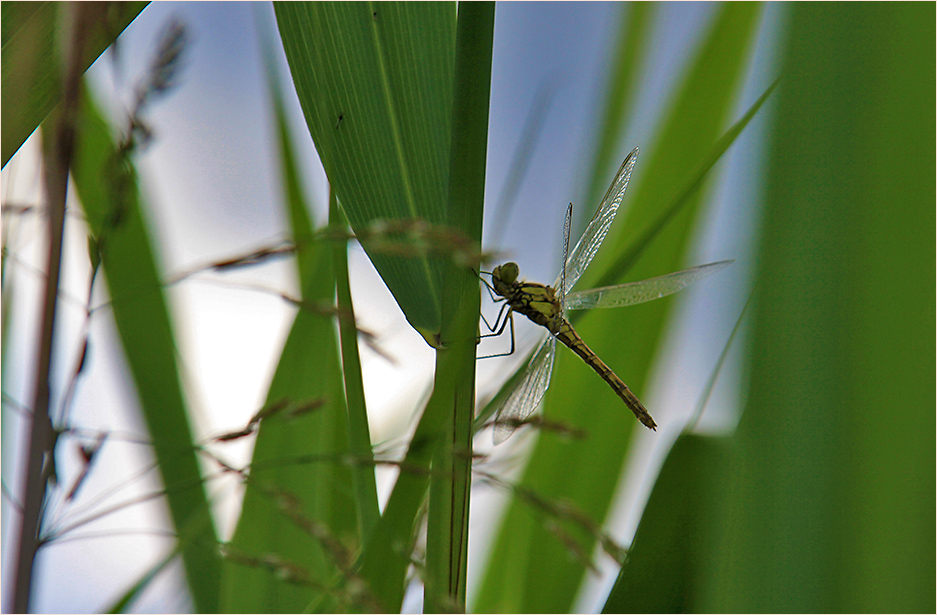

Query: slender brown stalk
10,4,96,612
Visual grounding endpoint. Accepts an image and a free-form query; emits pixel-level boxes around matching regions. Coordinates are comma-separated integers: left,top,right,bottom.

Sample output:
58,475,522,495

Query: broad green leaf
273,2,457,344
474,5,763,612
703,4,935,611
72,85,220,613
1,2,148,167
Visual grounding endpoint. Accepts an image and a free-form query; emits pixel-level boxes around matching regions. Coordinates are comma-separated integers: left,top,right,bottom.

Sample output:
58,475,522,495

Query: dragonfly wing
493,334,557,444
555,147,639,292
558,202,572,307
564,260,733,310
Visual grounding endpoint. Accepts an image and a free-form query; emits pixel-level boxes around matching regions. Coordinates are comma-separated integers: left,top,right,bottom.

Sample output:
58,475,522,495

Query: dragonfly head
491,262,519,296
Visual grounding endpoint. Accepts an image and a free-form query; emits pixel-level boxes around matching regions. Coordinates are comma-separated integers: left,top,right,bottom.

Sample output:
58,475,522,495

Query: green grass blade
1,2,148,167
72,85,220,613
330,196,380,538
268,4,476,611
704,4,935,611
353,415,435,612
351,5,492,611
104,545,180,613
474,5,763,612
424,4,493,612
273,2,456,343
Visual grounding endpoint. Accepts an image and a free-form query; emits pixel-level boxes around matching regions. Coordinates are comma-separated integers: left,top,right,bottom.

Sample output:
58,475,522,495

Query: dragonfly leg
478,274,505,305
477,309,515,360
479,300,511,336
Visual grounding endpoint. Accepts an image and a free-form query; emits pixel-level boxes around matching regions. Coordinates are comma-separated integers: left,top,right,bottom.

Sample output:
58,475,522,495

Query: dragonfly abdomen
554,321,658,431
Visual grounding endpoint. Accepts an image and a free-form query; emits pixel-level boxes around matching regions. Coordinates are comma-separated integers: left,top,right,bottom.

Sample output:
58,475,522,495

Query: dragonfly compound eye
498,262,519,285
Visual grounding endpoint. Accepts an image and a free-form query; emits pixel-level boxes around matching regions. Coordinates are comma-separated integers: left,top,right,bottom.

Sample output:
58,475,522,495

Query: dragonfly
484,147,732,444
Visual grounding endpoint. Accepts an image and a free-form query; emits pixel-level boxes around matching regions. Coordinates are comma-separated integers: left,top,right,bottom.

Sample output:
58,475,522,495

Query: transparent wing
558,202,572,308
564,260,733,310
493,334,557,444
554,147,639,293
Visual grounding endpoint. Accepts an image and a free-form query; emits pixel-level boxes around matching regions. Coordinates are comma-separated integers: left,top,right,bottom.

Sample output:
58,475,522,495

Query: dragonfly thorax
490,261,563,331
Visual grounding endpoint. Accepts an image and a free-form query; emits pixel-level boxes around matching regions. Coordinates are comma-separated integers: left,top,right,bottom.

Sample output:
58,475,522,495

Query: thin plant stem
11,5,90,611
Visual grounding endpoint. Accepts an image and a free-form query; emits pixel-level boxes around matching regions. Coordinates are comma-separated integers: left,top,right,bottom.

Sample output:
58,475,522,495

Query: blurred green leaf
474,5,762,612
591,74,778,290
273,2,456,343
703,4,935,611
71,84,220,613
603,435,731,613
584,2,654,212
1,2,148,167
604,293,753,612
219,246,355,613
219,47,360,613
353,417,434,613
105,546,179,613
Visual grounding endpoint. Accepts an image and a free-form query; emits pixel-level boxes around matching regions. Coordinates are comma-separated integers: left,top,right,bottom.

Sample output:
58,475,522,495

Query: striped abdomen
553,319,657,431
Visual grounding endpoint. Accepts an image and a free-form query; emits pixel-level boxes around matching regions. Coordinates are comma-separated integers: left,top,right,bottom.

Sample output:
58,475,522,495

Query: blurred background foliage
1,2,933,613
